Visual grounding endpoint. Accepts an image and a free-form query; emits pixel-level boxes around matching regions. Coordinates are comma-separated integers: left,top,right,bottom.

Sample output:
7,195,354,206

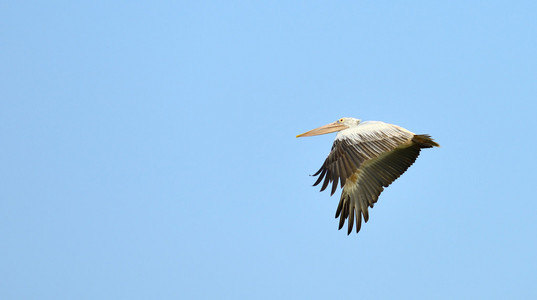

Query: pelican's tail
412,134,440,148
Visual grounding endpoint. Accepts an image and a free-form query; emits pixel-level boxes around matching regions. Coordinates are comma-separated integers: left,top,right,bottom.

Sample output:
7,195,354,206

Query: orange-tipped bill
296,122,349,138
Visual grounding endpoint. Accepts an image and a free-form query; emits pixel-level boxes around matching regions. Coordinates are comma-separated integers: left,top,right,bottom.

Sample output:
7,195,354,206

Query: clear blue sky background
2,1,537,299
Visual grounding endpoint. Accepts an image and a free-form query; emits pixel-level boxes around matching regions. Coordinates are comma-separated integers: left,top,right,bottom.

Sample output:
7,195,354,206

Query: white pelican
297,117,439,235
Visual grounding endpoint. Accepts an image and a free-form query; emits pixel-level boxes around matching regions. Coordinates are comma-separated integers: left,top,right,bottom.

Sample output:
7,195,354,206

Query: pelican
297,117,439,235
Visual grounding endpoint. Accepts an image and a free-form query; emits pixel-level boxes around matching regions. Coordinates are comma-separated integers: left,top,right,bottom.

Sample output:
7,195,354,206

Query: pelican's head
338,117,361,127
296,117,361,138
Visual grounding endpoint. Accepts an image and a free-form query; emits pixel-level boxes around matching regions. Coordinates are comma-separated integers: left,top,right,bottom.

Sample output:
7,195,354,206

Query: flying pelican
297,117,439,235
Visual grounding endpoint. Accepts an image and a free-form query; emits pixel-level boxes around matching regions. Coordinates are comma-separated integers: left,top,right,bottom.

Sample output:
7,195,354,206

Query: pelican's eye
339,118,345,123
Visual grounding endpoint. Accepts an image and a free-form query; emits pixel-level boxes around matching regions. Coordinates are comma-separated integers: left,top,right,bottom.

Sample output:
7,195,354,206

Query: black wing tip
338,223,360,235
335,210,364,236
312,167,323,176
335,214,363,235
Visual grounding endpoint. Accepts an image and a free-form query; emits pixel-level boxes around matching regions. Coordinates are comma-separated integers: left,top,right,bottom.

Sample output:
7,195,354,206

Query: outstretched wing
336,144,422,234
312,121,422,234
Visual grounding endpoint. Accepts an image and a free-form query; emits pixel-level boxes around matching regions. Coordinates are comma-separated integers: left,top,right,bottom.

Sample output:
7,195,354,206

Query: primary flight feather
297,117,439,235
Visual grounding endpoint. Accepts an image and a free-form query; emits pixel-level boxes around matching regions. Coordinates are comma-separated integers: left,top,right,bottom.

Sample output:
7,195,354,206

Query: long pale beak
296,122,349,138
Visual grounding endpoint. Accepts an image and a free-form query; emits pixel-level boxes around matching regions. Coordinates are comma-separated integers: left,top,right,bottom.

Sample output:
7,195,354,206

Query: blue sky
2,1,537,299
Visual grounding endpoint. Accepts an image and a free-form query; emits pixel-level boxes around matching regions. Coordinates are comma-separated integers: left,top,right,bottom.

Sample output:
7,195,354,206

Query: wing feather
331,174,339,196
348,206,355,235
320,170,330,191
313,168,326,186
